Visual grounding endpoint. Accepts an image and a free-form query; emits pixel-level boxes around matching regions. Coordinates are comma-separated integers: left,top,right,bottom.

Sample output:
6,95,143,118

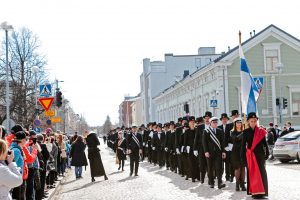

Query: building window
292,92,300,115
265,49,279,71
263,43,281,73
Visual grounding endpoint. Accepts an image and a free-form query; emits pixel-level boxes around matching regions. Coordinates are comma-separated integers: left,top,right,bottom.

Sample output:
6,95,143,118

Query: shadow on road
118,176,138,183
60,180,105,194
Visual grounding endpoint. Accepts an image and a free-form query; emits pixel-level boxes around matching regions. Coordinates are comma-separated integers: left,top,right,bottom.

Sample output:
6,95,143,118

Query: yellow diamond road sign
45,110,55,117
51,117,61,123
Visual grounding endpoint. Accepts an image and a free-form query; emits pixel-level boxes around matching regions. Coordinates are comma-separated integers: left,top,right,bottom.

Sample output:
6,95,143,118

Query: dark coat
184,128,196,152
218,123,233,147
86,133,106,177
241,127,269,196
152,132,166,151
202,127,225,157
70,141,88,167
126,132,143,152
193,124,206,153
115,138,127,160
230,131,245,169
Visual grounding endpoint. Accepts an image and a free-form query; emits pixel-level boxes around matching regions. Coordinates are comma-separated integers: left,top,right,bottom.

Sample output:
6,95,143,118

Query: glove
181,146,184,152
152,147,155,150
165,147,168,152
176,148,180,154
194,150,198,157
186,146,190,153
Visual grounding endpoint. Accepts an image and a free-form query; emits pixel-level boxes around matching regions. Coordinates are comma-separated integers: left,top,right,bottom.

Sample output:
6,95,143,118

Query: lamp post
32,66,39,118
1,22,13,130
277,63,284,124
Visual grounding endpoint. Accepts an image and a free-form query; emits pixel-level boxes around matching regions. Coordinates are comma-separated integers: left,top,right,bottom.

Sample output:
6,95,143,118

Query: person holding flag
239,32,269,199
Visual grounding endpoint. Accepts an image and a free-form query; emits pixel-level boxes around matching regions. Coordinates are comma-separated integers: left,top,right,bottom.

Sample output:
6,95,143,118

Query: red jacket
6,134,38,180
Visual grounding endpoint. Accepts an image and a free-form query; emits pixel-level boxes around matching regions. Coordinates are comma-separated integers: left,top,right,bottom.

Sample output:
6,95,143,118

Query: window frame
288,85,300,118
262,43,282,73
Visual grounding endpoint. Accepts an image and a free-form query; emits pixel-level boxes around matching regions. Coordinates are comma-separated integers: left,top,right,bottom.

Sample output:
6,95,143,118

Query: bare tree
0,27,48,128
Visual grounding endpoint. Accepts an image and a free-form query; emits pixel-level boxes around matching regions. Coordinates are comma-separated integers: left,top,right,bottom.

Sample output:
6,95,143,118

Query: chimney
253,30,256,36
228,46,230,51
250,32,252,37
183,70,189,79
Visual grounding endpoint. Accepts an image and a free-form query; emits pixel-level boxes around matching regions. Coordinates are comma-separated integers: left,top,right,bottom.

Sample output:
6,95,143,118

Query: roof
153,24,300,100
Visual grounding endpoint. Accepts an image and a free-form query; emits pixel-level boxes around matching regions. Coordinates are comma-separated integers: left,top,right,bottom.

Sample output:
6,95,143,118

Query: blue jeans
75,166,83,178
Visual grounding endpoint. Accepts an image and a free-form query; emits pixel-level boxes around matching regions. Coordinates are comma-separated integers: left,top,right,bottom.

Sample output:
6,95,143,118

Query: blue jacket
10,142,24,174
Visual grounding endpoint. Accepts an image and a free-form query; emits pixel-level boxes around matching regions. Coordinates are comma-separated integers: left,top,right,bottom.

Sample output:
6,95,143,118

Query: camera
7,150,12,155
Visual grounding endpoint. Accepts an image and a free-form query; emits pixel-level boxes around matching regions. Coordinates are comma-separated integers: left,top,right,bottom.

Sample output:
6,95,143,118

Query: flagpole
239,31,247,127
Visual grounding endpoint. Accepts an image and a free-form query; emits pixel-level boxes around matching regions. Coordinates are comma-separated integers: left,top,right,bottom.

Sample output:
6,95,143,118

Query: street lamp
0,22,13,130
32,66,39,118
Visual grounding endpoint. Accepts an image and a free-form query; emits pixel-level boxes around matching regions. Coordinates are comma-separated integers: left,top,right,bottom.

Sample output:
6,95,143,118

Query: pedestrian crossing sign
210,100,218,108
40,84,52,97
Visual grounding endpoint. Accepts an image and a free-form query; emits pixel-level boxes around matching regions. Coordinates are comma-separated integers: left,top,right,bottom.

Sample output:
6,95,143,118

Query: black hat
182,116,188,121
231,110,239,117
157,123,163,129
220,113,229,120
177,117,183,122
196,117,204,123
183,122,189,128
170,121,175,126
203,111,212,118
140,124,145,128
132,125,138,128
29,130,37,136
247,112,258,120
189,116,195,122
152,122,157,126
14,131,26,140
163,123,170,128
11,124,24,134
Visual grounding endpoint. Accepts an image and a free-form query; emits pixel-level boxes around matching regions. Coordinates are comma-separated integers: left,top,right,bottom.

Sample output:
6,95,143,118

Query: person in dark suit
127,125,143,176
168,121,177,173
85,132,108,182
184,116,199,182
193,111,212,184
175,118,184,176
164,123,171,170
140,124,148,162
218,113,234,182
286,121,295,133
152,123,166,168
241,112,269,199
203,117,226,189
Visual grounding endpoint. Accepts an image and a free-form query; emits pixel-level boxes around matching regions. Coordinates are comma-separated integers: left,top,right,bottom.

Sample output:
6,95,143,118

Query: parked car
273,131,300,163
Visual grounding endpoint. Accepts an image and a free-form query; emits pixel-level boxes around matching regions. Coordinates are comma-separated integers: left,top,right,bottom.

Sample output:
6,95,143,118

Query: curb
47,171,70,200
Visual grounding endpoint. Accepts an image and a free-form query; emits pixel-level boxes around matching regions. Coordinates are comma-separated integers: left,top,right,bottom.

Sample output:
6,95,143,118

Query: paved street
51,140,300,200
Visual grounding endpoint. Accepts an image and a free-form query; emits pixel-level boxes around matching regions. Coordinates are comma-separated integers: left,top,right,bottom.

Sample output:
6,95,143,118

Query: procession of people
106,110,296,200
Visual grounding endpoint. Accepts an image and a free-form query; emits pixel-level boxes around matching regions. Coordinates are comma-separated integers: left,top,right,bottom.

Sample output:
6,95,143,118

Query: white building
140,47,220,123
131,96,143,126
153,25,300,126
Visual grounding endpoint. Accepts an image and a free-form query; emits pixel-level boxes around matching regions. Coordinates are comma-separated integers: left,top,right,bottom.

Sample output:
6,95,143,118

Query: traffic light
56,90,63,107
283,98,288,109
276,98,280,106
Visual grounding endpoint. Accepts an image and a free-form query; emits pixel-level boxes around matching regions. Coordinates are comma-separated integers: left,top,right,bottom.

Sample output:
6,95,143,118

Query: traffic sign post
33,119,41,127
38,97,55,111
210,100,218,108
40,84,52,97
44,110,55,117
33,127,41,133
51,117,62,123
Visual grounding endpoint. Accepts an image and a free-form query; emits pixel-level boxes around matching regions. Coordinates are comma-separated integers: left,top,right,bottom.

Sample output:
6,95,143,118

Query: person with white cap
230,117,246,191
202,116,226,189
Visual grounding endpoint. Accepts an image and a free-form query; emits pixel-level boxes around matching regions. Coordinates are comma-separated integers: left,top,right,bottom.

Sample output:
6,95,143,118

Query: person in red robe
241,112,269,199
